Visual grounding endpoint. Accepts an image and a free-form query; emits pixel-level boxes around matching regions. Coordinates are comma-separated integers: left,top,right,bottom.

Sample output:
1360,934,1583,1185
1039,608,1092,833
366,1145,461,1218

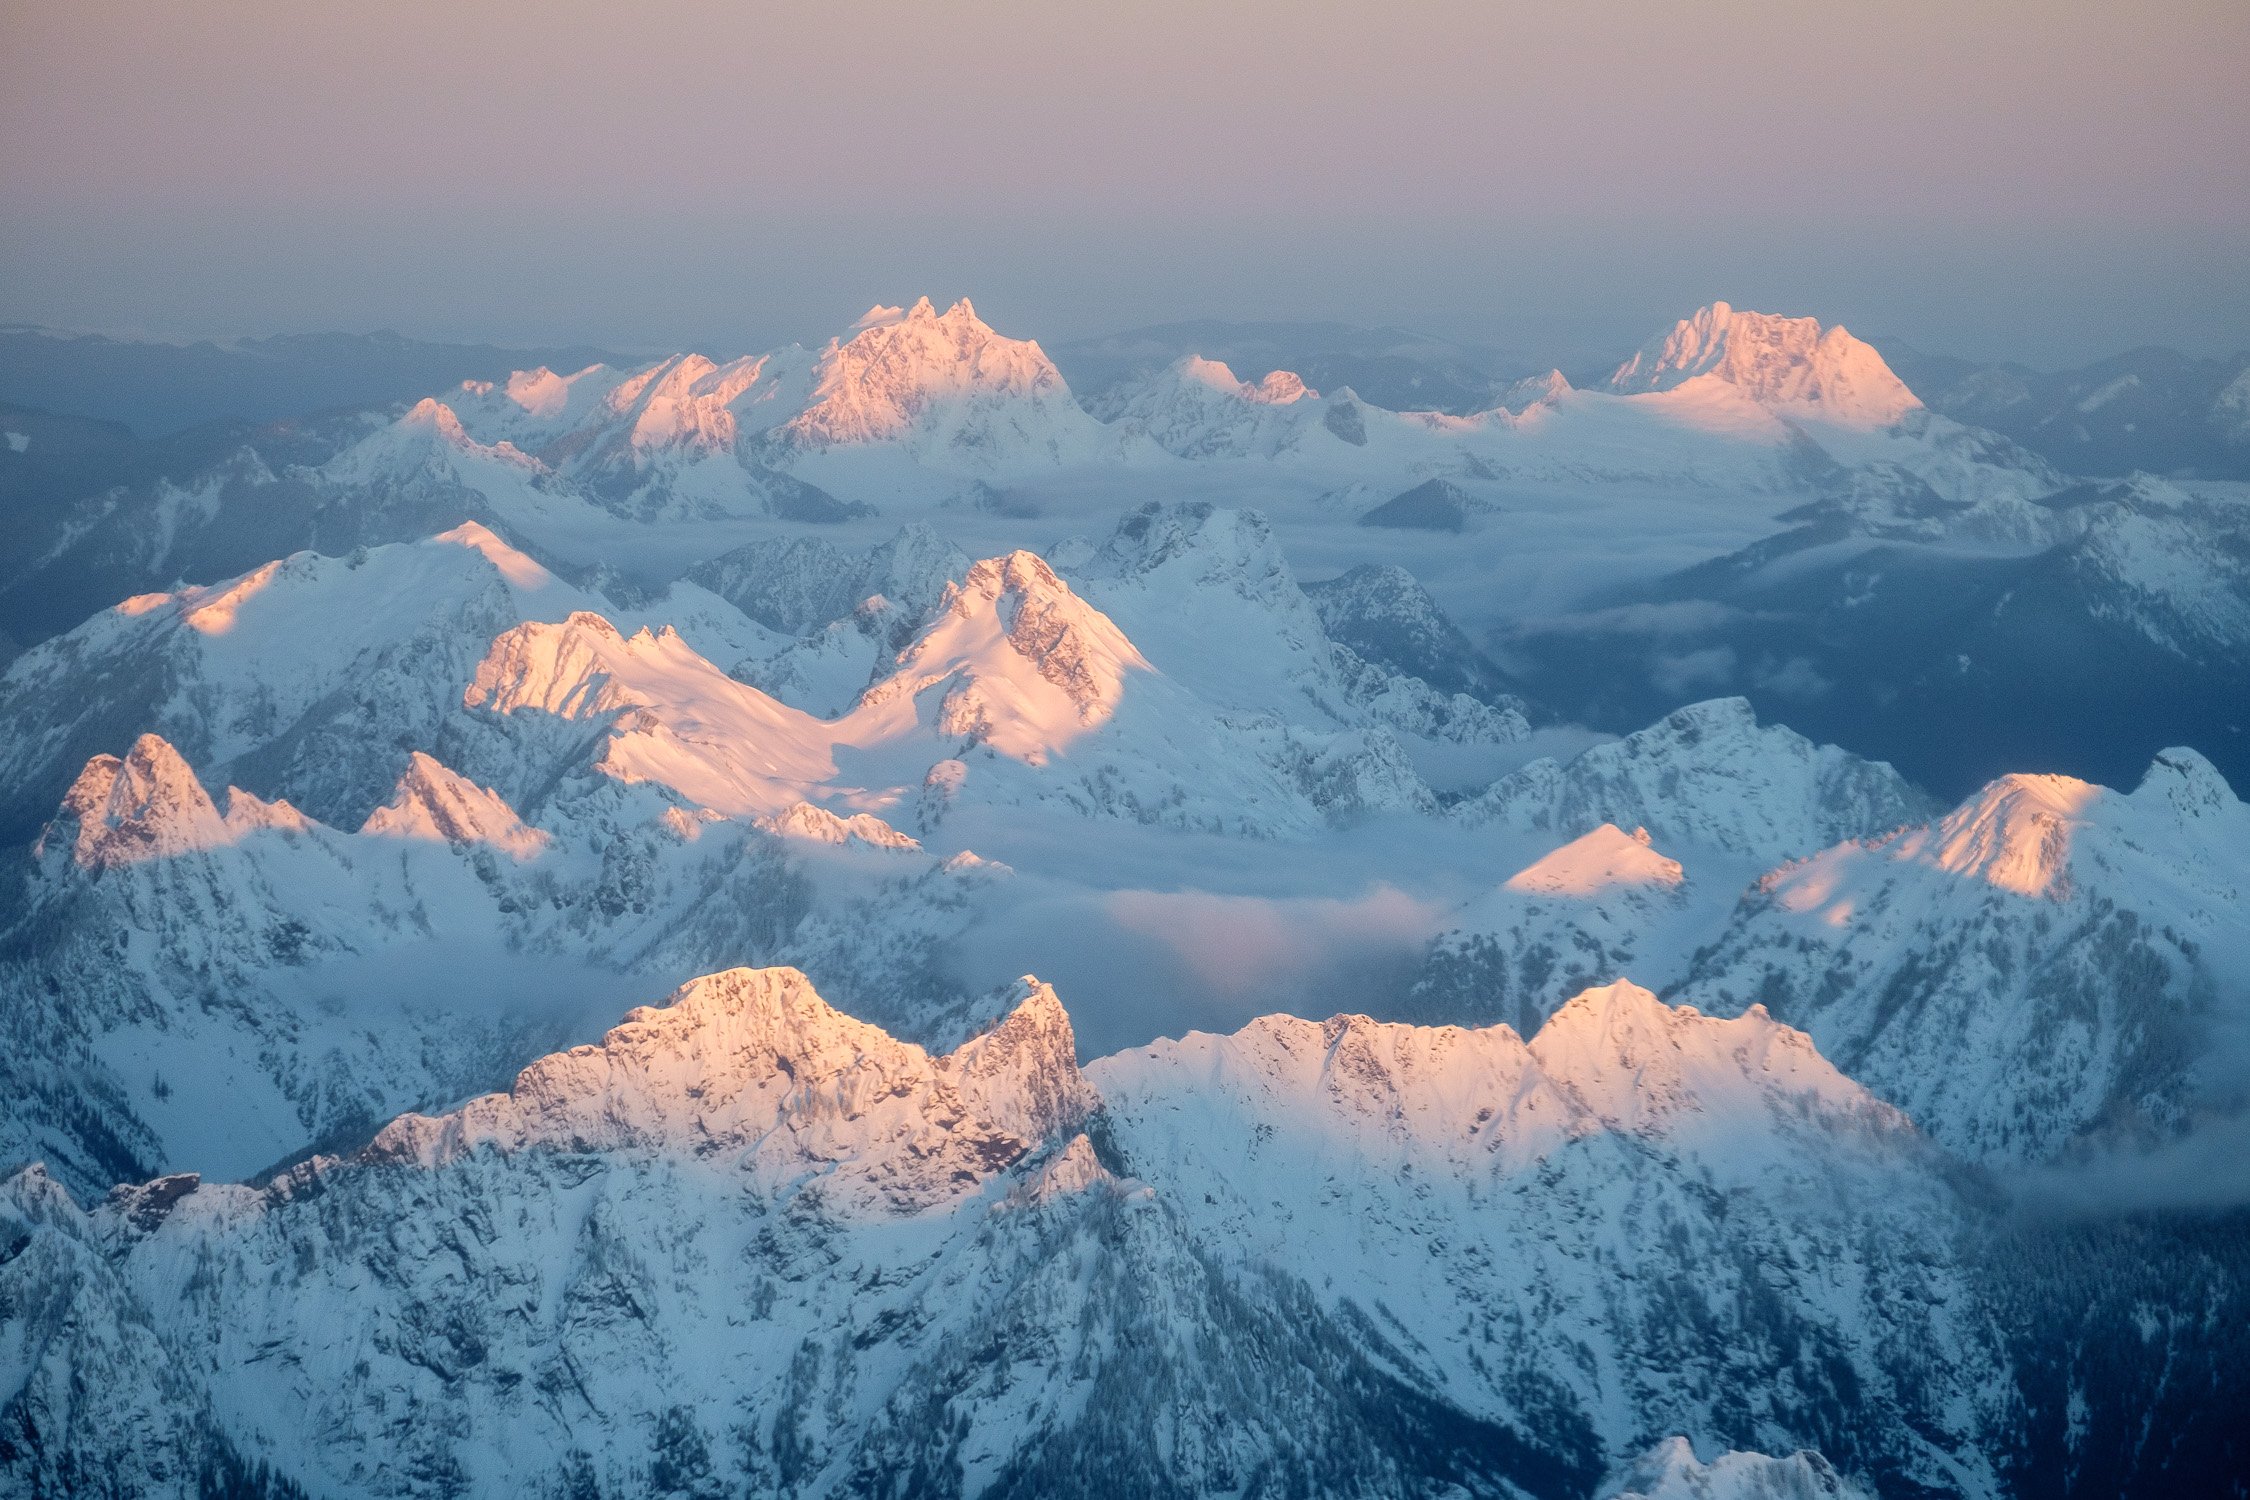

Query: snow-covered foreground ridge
3,964,2005,1497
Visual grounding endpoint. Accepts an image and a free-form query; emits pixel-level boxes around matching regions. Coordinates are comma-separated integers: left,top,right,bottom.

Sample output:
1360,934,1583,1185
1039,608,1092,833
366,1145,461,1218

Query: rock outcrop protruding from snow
371,966,1093,1214
42,733,240,870
1307,561,1525,704
1,972,2016,1499
775,296,1116,469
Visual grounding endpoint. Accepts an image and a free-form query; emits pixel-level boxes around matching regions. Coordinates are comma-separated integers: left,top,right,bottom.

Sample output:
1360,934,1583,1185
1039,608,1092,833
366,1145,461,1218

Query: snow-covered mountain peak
875,550,1151,758
1527,980,1897,1144
1775,746,2242,914
429,519,553,588
1501,368,1573,413
1504,822,1684,897
1908,772,2099,898
466,610,841,816
174,559,284,637
1073,501,1296,599
945,975,1095,1145
1609,301,1921,428
42,734,230,869
1175,355,1314,405
365,965,1092,1213
358,751,549,860
2136,744,2237,820
326,396,545,484
1688,745,2248,1163
494,362,613,421
1093,358,1334,457
779,296,1087,456
36,733,322,874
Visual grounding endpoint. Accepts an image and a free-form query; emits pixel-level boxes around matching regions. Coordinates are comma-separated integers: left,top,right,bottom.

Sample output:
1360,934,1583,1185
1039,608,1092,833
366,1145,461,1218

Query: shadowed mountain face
1879,340,2250,479
1500,477,2250,801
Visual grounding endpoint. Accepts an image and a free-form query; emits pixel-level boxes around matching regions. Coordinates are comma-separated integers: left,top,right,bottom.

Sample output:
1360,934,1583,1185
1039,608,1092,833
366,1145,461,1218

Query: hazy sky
4,0,2246,366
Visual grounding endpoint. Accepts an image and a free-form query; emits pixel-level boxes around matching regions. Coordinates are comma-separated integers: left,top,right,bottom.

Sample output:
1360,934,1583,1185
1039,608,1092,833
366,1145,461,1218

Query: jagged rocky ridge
0,966,2074,1498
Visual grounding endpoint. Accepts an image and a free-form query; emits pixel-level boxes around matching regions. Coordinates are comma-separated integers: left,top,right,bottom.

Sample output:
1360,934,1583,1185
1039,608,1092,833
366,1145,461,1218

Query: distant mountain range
0,324,634,438
9,315,2245,482
1883,340,2250,481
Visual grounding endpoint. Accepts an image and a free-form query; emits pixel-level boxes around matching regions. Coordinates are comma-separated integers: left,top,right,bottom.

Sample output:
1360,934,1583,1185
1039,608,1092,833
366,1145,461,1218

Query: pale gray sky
4,0,2246,365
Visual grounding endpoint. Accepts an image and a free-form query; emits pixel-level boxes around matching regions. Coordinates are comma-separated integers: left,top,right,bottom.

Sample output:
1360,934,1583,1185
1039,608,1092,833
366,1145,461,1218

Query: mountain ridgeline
0,297,2245,1498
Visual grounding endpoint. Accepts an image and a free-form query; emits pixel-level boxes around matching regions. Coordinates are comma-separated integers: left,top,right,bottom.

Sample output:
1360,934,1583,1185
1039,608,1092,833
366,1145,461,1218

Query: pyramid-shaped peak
1908,772,2102,899
360,751,549,861
779,295,1079,453
431,520,553,589
43,735,229,869
901,548,1150,732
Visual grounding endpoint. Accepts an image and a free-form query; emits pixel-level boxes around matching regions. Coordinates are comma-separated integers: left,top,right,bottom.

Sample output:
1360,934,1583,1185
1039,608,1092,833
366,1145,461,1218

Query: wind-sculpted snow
1683,747,2250,1162
1454,697,1933,863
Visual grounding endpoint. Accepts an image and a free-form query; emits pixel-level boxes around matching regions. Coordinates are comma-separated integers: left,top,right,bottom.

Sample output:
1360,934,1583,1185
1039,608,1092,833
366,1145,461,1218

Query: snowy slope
0,972,1585,1498
0,735,582,1192
1091,980,2007,1496
1402,824,1695,1035
1681,747,2250,1162
459,542,1430,839
1094,354,1346,458
0,523,784,842
1599,1438,1871,1500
